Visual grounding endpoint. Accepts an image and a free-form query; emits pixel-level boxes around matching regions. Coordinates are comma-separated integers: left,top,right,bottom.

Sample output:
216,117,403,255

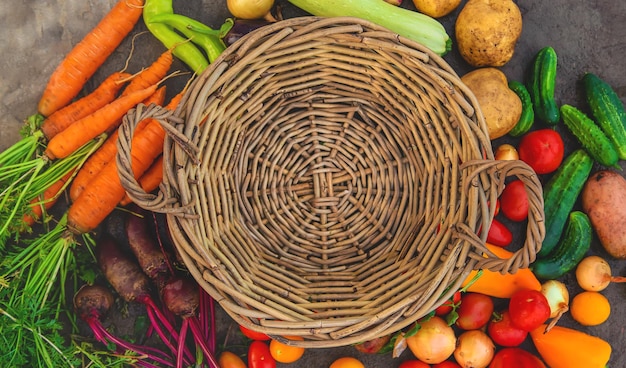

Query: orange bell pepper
461,243,541,298
530,324,611,368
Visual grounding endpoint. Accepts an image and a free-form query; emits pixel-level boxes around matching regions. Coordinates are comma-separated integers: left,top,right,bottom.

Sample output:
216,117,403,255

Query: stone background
1,0,625,367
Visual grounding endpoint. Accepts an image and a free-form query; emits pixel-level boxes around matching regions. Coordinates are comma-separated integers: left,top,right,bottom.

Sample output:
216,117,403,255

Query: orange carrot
121,155,164,206
22,171,73,226
38,0,145,117
68,129,119,202
41,71,131,140
68,86,167,202
461,243,542,298
44,83,159,160
67,92,182,234
122,48,174,98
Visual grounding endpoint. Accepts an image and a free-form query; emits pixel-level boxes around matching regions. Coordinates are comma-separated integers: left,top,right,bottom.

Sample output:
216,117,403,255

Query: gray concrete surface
1,0,626,367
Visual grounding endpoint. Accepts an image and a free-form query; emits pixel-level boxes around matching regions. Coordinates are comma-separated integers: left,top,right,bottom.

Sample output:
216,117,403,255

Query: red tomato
399,360,431,368
499,180,529,222
219,351,247,368
487,310,528,347
508,289,551,332
248,340,276,368
434,291,462,316
486,218,513,247
455,292,494,330
489,347,546,368
240,324,270,341
432,361,462,368
517,129,564,174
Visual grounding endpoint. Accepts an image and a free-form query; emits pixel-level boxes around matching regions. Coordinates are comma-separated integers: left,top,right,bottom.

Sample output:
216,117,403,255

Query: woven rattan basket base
118,16,544,348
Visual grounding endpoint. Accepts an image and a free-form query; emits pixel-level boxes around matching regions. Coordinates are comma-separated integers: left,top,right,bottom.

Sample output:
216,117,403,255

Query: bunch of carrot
0,0,232,366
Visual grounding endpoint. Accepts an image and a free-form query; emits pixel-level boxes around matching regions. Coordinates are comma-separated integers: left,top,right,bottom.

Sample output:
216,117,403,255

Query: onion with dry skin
454,330,495,368
540,280,569,331
227,0,275,21
575,255,626,291
494,143,519,160
406,316,456,364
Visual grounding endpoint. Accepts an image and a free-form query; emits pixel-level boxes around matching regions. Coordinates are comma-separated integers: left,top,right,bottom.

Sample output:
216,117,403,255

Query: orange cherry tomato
219,351,247,368
269,336,305,363
329,357,365,368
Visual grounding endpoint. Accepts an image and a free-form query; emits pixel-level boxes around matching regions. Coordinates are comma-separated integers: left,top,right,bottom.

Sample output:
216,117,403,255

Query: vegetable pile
0,0,625,367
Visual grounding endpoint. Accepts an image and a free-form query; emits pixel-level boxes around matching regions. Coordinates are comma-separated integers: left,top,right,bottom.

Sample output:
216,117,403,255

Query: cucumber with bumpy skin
560,104,619,168
583,72,626,160
539,149,593,258
532,211,592,280
508,80,535,136
528,46,560,125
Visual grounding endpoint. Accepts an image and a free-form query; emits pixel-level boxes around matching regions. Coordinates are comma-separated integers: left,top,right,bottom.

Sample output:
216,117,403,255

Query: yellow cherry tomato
269,336,305,363
329,356,365,368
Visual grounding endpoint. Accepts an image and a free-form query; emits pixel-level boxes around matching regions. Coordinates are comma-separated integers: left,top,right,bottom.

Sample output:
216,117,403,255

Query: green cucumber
532,211,592,280
508,80,535,136
539,149,593,258
527,46,560,125
560,104,619,168
583,72,626,160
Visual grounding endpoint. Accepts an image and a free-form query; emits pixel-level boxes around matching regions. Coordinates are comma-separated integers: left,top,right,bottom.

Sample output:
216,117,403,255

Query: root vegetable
575,255,626,291
455,0,522,67
581,169,626,258
161,275,219,368
95,235,194,366
494,144,519,161
74,284,174,367
540,280,569,331
406,316,456,364
454,330,495,368
125,205,173,285
461,68,522,139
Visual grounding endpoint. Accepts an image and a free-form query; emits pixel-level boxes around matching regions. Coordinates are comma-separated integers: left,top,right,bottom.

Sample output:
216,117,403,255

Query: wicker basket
117,16,545,348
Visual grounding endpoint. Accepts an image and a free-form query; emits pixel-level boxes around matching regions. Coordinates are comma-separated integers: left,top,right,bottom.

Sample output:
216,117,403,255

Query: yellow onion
227,0,275,20
454,330,495,368
494,143,519,160
406,316,456,364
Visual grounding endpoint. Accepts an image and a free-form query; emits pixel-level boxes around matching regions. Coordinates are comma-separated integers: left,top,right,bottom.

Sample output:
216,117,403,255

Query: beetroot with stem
73,284,173,367
161,275,219,368
95,235,194,365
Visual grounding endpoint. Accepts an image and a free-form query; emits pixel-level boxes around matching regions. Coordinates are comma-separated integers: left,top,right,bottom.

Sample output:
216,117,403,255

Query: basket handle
457,158,545,274
116,102,200,215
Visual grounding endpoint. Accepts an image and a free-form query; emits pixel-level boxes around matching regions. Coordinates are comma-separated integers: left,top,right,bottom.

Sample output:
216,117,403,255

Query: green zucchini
508,80,535,136
539,149,593,258
527,46,560,125
583,72,626,160
560,104,619,168
532,211,592,280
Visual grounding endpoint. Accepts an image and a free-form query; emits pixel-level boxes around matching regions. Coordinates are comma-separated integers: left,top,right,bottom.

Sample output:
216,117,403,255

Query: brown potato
582,170,626,259
455,0,523,67
461,67,522,140
412,0,462,18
